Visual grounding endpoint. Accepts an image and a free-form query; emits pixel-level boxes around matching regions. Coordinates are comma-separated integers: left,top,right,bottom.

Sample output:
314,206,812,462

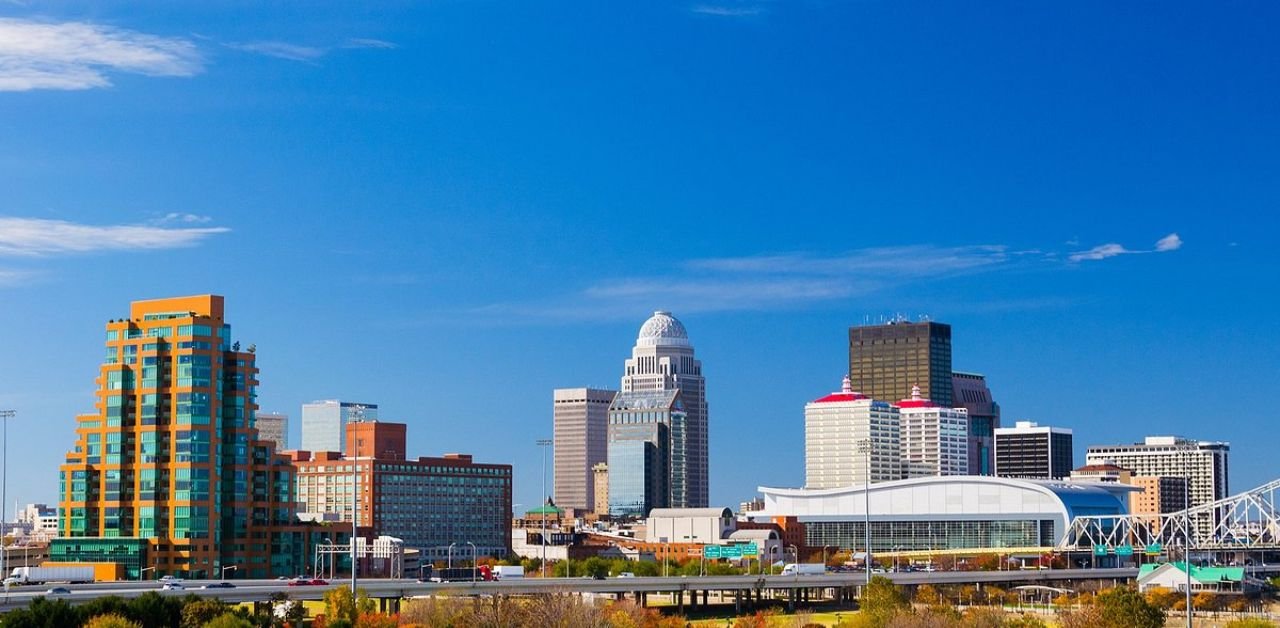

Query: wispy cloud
0,217,228,256
225,41,325,62
691,4,764,17
343,38,397,50
150,212,213,226
0,18,201,91
690,245,1011,277
227,37,396,62
1069,232,1183,263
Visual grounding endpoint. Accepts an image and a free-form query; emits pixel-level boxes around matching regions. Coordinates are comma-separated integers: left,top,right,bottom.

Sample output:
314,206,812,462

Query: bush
84,614,142,628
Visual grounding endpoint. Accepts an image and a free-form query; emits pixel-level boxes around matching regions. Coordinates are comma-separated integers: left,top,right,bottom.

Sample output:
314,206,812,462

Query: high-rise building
804,376,901,489
994,420,1074,480
255,412,289,451
1130,475,1190,531
301,400,378,454
952,372,1000,475
897,385,969,478
1085,436,1228,536
57,295,322,579
621,311,707,508
849,319,952,407
606,390,684,517
553,388,616,511
292,421,512,560
592,463,609,517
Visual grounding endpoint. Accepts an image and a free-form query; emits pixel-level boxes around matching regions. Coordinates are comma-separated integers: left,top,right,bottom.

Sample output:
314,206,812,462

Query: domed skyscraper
616,310,708,509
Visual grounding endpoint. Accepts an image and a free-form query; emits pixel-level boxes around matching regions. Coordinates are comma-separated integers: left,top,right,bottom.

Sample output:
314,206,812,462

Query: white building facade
645,507,735,544
804,375,901,489
621,311,708,508
898,385,969,478
1085,436,1229,536
255,412,289,451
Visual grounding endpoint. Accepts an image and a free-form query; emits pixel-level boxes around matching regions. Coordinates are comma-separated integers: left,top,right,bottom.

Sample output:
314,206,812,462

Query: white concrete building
1086,436,1229,537
805,375,901,489
897,385,969,478
645,507,735,544
255,412,289,451
621,311,708,508
553,388,617,511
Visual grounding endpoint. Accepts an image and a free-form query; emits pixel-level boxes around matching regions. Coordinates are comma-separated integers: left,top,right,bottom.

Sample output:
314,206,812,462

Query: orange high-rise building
57,295,324,579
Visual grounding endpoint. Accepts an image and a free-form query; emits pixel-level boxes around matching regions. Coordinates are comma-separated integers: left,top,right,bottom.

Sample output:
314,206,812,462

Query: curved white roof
637,311,690,347
757,475,1128,536
648,507,732,519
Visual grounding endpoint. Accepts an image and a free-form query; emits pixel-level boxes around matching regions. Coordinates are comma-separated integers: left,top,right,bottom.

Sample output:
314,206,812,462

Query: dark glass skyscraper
848,320,953,407
952,372,1001,475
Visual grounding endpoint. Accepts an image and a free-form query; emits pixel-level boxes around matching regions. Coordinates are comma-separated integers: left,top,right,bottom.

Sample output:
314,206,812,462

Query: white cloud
0,217,228,256
226,41,326,62
690,245,1010,277
1155,232,1182,252
0,18,201,92
1068,242,1130,262
691,4,764,16
151,213,213,225
1069,232,1185,262
343,38,397,50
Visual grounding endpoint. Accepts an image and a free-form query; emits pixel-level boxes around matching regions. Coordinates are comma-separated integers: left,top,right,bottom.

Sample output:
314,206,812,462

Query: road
0,568,1142,611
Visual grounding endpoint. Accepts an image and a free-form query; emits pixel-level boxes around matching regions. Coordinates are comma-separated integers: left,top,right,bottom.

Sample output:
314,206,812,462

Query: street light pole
1184,448,1192,628
349,404,367,597
535,439,552,578
466,542,477,583
0,410,14,584
858,437,873,580
448,542,456,569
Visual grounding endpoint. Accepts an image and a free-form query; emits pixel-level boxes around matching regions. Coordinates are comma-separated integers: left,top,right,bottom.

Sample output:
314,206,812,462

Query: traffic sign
1116,544,1134,557
703,546,721,559
1092,545,1109,556
743,542,759,555
723,545,742,558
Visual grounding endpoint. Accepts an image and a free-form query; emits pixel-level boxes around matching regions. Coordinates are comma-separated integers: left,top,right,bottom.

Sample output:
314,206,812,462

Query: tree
204,614,254,628
914,584,942,606
84,614,142,628
1093,587,1165,628
322,586,376,626
582,556,610,579
1143,586,1178,610
958,585,983,606
983,586,1006,607
78,596,132,622
860,576,910,627
0,597,82,628
124,591,185,628
181,598,231,628
1193,591,1220,611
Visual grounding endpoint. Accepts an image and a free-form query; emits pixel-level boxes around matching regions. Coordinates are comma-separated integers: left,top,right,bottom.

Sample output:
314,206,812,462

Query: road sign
703,546,721,559
1092,545,1109,556
1116,544,1134,557
1144,543,1163,556
723,545,742,558
743,542,759,555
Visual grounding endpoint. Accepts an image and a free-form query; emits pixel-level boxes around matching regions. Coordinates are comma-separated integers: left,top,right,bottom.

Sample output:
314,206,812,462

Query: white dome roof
636,311,689,347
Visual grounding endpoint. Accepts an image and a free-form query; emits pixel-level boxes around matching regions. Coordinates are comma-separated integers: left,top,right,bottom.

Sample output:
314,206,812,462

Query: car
616,572,635,578
287,578,309,587
592,573,606,580
162,582,184,591
45,587,72,596
309,579,328,586
276,576,288,581
202,582,236,589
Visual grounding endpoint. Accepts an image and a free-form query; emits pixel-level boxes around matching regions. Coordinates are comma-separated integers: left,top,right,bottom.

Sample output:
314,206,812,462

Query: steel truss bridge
1058,478,1280,552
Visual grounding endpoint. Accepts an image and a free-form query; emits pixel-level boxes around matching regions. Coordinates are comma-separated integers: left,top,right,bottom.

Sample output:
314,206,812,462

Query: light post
221,565,237,580
466,542,477,583
787,544,798,576
857,437,873,579
447,542,456,569
0,410,13,584
348,404,367,597
535,438,552,578
139,567,156,581
1183,448,1192,628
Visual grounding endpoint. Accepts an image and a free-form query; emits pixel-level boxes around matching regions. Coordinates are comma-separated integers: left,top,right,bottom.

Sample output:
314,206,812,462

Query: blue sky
0,1,1276,514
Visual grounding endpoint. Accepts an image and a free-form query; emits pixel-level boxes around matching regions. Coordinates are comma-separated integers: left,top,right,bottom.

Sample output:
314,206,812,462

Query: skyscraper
255,412,289,451
804,375,901,489
952,372,1000,475
849,319,953,407
994,421,1074,480
606,390,682,517
300,400,378,453
1085,436,1228,537
552,388,616,511
897,385,969,478
620,311,708,508
57,295,316,579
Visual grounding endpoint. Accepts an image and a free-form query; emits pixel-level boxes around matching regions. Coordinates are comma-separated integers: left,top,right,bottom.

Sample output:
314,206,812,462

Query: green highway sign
1116,544,1134,556
743,542,759,555
1145,543,1163,555
703,546,721,559
1093,545,1109,556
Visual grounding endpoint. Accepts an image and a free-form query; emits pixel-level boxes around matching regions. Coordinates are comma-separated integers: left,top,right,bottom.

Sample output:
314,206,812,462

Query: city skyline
1,2,1277,516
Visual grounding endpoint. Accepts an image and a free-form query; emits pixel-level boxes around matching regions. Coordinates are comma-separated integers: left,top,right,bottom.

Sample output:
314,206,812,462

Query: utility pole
858,437,873,582
0,410,13,585
349,405,366,597
536,439,552,578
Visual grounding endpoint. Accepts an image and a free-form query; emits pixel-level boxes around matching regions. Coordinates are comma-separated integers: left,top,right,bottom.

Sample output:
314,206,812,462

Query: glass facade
607,440,657,517
849,321,952,407
806,519,1055,553
50,537,148,580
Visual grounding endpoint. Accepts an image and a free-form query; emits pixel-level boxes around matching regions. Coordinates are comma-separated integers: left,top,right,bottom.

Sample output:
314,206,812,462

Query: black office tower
849,320,952,406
